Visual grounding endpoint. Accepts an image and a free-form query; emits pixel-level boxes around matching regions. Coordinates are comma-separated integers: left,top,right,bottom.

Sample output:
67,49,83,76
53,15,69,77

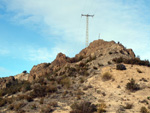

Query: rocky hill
0,39,150,113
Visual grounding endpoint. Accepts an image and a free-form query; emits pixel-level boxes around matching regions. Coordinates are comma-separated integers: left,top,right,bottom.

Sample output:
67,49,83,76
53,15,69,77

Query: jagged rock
0,76,15,89
127,49,135,58
14,73,30,81
29,63,51,82
28,39,135,82
51,52,70,67
29,53,71,82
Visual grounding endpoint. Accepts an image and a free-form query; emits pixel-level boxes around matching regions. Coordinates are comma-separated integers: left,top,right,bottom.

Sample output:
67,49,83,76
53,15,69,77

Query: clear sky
0,0,150,77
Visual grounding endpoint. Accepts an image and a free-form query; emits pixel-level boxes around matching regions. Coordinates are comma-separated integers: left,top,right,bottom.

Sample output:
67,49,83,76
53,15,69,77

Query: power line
81,14,94,47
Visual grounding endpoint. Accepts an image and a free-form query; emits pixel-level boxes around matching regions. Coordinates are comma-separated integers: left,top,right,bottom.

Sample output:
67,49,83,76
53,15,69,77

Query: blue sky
0,0,150,77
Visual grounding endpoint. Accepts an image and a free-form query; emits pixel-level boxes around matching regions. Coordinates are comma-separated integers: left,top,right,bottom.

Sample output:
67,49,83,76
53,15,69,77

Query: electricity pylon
81,14,94,47
99,33,100,39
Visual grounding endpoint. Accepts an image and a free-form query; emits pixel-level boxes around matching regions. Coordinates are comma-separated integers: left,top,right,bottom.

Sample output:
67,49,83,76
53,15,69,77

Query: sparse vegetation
140,107,149,113
0,98,7,107
97,103,107,113
70,101,97,113
102,72,113,81
60,77,71,88
30,83,57,98
41,104,54,113
123,103,133,109
126,78,140,92
113,57,150,67
14,102,26,111
40,98,44,104
0,80,31,96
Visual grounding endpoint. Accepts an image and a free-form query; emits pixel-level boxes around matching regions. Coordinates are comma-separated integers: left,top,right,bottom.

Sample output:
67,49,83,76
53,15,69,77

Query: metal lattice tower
81,14,94,47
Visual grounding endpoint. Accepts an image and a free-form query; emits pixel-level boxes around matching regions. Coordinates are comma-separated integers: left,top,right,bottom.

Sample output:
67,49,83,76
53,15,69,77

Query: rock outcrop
28,39,135,82
14,73,30,81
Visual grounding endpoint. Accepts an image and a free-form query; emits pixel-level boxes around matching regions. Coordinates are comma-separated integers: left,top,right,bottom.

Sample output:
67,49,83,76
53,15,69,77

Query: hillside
0,39,150,113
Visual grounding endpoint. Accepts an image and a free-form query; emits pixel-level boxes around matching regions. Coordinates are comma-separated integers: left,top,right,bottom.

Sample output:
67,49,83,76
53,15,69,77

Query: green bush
126,78,140,92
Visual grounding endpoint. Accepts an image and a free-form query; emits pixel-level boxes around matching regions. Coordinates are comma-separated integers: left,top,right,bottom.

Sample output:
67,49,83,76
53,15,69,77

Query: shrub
30,84,57,98
113,57,124,63
0,80,31,96
140,107,149,113
14,102,26,111
60,77,71,88
40,98,44,104
8,104,14,110
30,85,47,98
24,95,33,102
22,70,27,73
31,104,37,110
48,101,58,107
123,103,133,109
116,64,126,70
126,78,140,92
70,101,97,113
0,98,7,107
107,61,112,65
113,57,150,67
97,103,107,113
102,72,112,81
41,104,54,113
137,68,142,73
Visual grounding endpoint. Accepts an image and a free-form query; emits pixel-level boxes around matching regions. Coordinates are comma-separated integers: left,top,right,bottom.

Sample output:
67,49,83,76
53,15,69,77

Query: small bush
30,85,47,98
22,70,27,73
14,102,26,111
137,68,142,73
140,107,149,113
0,80,31,96
97,103,107,113
40,98,44,104
126,78,140,92
48,101,58,107
116,64,126,70
0,98,7,107
41,104,54,113
70,101,97,113
60,77,71,88
31,104,37,110
113,57,124,63
8,104,14,110
102,72,112,81
107,61,112,65
24,95,33,102
113,57,150,67
30,83,57,98
123,103,133,109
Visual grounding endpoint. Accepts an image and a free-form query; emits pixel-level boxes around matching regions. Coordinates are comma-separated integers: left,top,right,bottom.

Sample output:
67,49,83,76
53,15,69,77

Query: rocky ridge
29,39,135,82
1,39,150,113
